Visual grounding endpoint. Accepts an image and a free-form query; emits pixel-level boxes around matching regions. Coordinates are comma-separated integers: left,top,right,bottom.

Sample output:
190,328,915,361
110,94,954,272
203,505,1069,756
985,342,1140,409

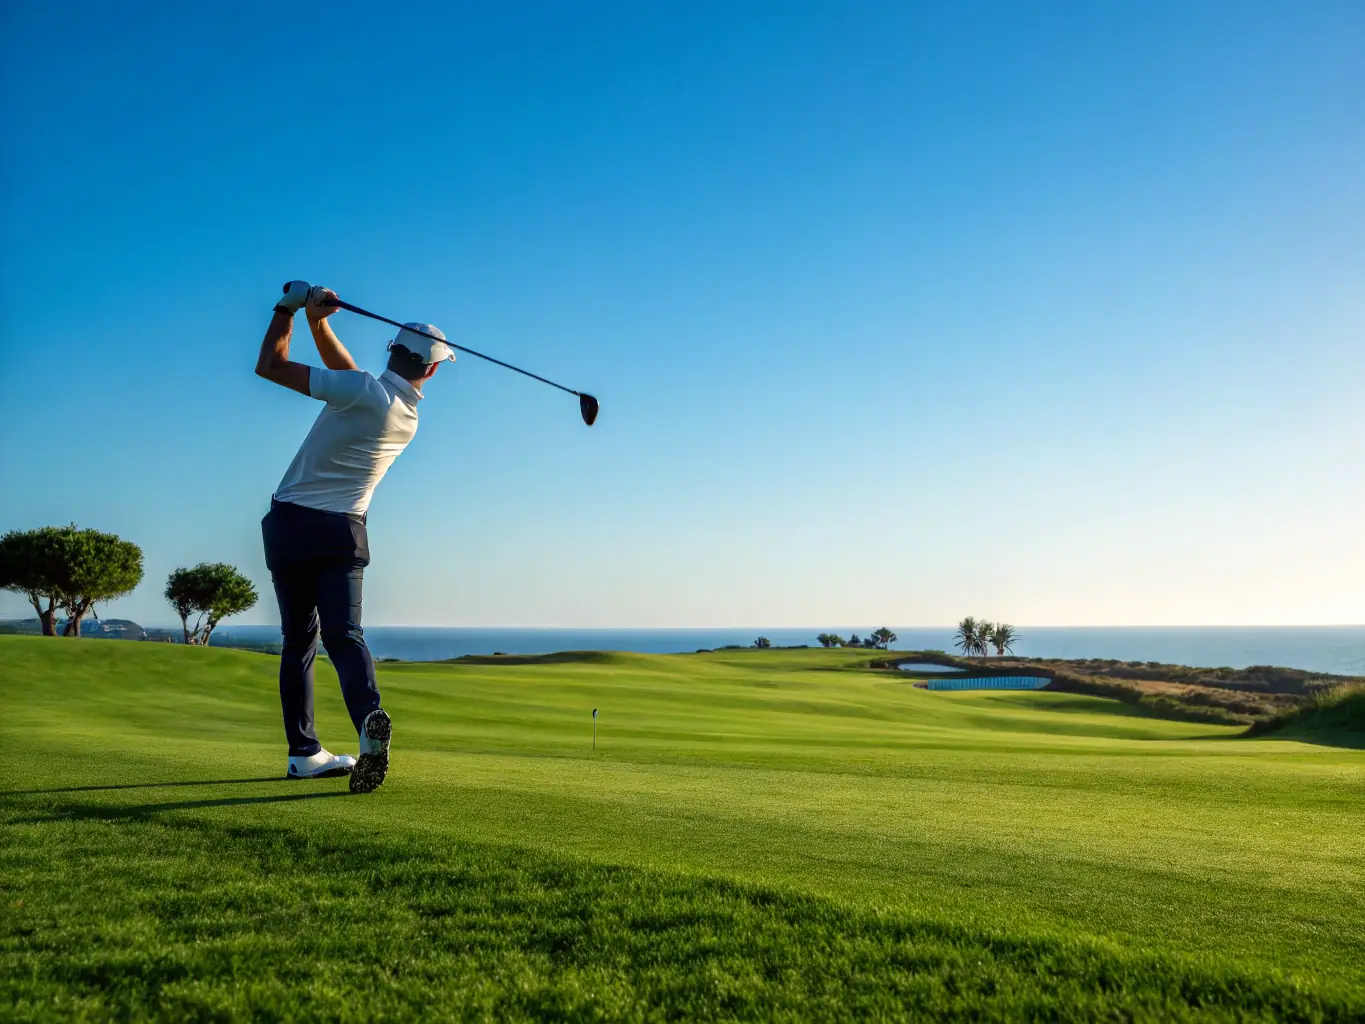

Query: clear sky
1,1,1361,628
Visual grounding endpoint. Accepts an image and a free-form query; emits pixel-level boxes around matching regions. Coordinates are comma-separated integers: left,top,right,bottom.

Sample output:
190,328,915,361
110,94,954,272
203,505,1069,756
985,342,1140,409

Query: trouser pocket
263,501,369,570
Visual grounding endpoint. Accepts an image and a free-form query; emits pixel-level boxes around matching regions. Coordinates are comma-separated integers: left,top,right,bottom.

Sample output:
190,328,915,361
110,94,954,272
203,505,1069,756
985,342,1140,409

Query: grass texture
1,637,1362,1021
1246,684,1365,739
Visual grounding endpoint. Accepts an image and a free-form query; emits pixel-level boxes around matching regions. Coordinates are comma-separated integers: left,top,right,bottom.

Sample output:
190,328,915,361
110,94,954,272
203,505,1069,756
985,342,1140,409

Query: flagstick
592,708,598,751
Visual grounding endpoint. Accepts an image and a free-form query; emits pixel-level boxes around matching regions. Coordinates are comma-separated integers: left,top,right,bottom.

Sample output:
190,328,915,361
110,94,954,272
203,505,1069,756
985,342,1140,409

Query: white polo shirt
273,368,422,516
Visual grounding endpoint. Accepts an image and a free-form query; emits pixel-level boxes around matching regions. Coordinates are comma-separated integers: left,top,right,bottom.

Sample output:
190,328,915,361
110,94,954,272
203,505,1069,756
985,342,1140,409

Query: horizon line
115,622,1365,631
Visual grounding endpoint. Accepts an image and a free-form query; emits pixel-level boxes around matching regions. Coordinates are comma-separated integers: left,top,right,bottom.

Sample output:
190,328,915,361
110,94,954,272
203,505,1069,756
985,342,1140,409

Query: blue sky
2,1,1362,627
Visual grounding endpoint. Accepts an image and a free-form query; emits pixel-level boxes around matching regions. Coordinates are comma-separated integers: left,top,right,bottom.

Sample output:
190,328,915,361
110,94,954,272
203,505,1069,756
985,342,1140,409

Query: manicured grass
2,636,1362,1020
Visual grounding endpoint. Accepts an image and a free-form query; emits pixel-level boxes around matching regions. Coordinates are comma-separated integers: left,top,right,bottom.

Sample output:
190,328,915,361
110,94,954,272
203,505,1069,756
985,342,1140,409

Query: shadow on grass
446,650,622,666
5,789,354,824
4,777,282,797
1238,730,1365,750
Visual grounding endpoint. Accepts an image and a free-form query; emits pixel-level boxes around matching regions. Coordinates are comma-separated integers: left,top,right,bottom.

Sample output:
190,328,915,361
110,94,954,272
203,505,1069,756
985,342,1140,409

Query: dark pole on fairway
593,708,598,751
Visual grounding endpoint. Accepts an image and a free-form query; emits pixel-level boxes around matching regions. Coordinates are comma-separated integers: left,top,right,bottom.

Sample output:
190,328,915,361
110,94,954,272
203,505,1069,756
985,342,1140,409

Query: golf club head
579,393,599,427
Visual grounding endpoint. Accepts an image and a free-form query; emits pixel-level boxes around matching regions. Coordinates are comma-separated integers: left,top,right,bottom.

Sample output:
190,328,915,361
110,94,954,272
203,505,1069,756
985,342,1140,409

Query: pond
920,676,1050,691
896,662,963,673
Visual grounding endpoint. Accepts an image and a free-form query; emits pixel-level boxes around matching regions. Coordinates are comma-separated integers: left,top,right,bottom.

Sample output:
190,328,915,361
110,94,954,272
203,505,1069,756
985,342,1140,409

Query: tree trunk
67,600,100,639
181,615,192,645
63,600,89,638
28,593,57,636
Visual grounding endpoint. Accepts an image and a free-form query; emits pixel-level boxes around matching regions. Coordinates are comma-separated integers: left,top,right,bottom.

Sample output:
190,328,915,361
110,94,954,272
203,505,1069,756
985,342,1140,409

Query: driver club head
579,393,600,427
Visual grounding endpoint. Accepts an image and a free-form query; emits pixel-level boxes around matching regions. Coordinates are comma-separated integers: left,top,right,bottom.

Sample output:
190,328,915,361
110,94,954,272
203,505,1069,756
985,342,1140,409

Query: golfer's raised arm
254,281,312,395
305,287,359,371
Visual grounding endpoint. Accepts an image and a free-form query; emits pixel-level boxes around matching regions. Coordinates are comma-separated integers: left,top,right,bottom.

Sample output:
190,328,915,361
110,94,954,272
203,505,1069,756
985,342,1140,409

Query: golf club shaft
325,298,582,398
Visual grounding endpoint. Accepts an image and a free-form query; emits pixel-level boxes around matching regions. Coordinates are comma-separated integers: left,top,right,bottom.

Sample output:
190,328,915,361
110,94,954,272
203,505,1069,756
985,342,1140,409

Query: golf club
285,285,600,426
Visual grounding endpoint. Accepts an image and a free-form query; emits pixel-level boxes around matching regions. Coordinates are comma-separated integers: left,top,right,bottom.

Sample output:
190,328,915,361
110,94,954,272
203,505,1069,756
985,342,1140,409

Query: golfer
254,280,453,793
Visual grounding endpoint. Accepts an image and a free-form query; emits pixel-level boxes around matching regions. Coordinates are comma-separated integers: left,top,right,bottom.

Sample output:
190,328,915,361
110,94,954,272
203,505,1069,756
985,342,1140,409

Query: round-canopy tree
0,526,143,636
0,527,67,636
164,563,258,646
57,527,145,637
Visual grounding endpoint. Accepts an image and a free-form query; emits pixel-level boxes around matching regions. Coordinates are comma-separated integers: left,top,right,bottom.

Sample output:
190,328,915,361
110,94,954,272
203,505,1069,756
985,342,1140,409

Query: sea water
202,625,1365,676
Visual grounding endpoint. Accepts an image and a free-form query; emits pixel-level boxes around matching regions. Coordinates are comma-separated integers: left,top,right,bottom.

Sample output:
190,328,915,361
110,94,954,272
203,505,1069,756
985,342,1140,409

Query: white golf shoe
350,709,392,794
286,748,357,780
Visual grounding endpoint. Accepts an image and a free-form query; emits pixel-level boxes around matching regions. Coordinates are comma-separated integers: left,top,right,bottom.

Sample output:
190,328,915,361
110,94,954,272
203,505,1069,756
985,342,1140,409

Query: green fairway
2,636,1362,1021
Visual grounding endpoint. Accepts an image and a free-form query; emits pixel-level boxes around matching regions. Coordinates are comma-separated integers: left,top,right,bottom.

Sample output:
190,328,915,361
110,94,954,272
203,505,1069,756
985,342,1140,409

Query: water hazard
917,676,1049,691
898,662,1050,690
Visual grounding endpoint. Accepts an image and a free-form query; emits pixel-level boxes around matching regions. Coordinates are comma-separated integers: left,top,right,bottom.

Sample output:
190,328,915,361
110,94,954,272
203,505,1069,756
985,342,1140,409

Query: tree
847,633,862,648
753,636,772,649
954,616,985,657
57,528,144,637
974,622,991,656
0,527,66,635
988,622,1018,656
816,633,843,648
0,526,142,637
165,563,258,645
871,627,897,650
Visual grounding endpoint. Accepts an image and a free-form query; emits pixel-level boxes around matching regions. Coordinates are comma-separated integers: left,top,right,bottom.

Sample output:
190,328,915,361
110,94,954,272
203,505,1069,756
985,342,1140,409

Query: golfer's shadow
95,790,354,816
3,777,359,820
2,781,355,824
5,777,284,797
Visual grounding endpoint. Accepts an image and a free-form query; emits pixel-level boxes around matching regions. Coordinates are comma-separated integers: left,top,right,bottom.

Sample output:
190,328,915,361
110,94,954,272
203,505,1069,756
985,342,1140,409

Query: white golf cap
391,323,455,364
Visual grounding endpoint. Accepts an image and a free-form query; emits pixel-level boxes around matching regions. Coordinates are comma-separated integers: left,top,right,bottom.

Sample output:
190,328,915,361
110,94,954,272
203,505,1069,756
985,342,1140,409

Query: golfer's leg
316,560,381,733
273,569,322,757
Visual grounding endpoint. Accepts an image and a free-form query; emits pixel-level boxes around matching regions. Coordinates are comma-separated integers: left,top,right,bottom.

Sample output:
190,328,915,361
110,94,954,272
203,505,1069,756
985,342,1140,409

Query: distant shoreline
2,620,1361,676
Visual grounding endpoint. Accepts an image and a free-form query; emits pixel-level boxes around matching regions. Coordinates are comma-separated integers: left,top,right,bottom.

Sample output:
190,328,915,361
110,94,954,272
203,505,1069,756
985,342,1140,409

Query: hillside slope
1246,685,1365,743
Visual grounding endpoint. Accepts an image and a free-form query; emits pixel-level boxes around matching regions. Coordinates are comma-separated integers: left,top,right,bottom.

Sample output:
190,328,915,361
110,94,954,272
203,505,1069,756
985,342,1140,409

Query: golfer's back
273,367,421,516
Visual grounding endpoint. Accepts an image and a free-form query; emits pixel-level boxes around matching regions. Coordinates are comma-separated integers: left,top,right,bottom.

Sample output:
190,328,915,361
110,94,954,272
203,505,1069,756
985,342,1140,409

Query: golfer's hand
306,286,340,322
276,280,311,314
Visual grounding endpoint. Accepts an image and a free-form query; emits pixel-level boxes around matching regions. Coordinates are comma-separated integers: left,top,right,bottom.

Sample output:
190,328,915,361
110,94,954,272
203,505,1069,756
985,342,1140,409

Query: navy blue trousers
262,499,381,757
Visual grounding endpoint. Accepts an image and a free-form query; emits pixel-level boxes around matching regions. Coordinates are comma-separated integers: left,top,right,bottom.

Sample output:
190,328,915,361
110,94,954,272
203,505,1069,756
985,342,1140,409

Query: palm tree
988,622,1018,657
954,617,981,657
972,622,990,657
871,627,898,650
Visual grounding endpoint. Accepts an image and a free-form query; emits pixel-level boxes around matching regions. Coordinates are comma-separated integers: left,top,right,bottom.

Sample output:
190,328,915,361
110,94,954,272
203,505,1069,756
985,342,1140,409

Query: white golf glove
276,280,311,313
306,285,339,319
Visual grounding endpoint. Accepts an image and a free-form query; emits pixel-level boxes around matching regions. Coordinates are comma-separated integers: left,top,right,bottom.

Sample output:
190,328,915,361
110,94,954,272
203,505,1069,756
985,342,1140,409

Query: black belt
271,497,367,525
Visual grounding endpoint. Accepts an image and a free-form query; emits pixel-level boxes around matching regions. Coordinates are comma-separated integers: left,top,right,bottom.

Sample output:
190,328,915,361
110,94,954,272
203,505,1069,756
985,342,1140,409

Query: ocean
205,625,1365,676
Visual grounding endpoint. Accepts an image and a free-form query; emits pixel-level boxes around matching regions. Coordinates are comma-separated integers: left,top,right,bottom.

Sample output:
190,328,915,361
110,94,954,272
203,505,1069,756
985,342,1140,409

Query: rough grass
2,637,1363,1021
1245,685,1365,741
874,651,1320,725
